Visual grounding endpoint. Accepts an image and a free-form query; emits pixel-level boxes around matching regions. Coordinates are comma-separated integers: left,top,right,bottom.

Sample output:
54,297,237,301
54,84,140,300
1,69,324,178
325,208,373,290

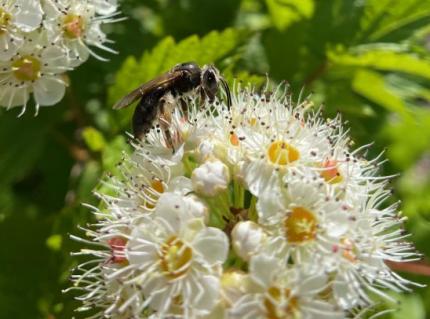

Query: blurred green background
1,0,430,318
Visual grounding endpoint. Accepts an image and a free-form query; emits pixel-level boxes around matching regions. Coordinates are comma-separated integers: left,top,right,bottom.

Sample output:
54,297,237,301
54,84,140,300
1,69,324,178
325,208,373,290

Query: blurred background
1,0,430,318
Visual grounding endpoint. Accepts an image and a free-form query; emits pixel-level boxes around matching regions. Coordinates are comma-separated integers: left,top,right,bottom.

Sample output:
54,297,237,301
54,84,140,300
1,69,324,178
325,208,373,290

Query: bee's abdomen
132,89,163,139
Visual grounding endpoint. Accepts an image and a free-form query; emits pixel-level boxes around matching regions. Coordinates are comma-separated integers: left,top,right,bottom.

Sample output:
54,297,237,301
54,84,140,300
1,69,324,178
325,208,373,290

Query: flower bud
192,160,230,196
231,221,265,261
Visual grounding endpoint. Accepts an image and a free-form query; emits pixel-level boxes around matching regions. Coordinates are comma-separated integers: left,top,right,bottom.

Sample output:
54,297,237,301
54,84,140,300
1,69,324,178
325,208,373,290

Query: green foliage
352,69,411,117
1,0,430,318
265,0,314,30
108,28,251,105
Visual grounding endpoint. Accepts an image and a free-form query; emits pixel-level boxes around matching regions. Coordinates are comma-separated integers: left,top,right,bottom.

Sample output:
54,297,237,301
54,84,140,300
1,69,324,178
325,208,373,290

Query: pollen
63,14,85,39
0,9,11,35
264,286,298,319
230,132,239,146
284,207,317,243
12,56,41,81
159,236,193,279
267,140,300,166
320,159,343,184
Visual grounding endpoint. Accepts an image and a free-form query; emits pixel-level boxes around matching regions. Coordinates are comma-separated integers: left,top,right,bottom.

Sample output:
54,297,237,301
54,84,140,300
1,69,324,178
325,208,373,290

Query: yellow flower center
0,9,11,34
159,236,193,279
63,14,85,39
320,159,343,184
284,207,317,243
143,178,164,209
267,141,300,166
264,286,298,319
12,56,41,81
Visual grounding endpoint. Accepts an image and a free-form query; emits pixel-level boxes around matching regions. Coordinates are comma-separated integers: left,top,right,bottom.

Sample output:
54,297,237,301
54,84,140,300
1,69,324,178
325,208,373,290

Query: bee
113,62,232,150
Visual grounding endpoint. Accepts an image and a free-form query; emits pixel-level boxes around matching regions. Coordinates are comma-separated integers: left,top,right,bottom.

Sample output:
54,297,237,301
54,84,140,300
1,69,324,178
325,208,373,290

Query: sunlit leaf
329,49,430,80
265,0,314,30
352,69,410,117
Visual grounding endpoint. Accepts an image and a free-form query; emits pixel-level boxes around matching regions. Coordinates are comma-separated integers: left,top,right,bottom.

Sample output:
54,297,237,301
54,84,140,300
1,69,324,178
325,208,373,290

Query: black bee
113,62,231,149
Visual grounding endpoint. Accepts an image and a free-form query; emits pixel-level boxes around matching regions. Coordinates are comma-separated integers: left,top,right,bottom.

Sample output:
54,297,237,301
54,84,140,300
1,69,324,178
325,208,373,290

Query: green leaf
352,69,411,117
82,127,106,152
265,0,314,30
108,28,250,106
329,49,430,80
359,0,430,41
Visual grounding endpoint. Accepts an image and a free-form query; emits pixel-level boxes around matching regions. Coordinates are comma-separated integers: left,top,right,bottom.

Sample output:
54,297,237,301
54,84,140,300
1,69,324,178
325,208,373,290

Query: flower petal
0,85,29,108
188,275,220,312
33,76,66,106
192,227,228,265
14,0,43,32
249,254,279,287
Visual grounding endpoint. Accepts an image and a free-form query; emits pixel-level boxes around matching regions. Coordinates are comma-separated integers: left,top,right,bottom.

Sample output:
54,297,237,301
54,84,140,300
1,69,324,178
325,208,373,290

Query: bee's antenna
220,78,232,110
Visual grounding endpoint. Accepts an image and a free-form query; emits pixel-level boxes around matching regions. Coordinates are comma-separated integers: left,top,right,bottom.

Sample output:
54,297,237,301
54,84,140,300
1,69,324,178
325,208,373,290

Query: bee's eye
203,70,218,91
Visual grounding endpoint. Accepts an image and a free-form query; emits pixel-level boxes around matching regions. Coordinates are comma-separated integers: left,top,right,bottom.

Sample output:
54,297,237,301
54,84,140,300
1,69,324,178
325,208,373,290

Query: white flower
44,0,120,65
192,159,230,196
70,83,420,318
0,0,43,61
256,170,419,309
0,32,69,113
230,254,343,319
126,201,229,317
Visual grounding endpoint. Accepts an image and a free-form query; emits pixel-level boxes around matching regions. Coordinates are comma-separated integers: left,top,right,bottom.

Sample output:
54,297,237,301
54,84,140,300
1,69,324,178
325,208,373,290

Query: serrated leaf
108,28,250,105
82,127,106,152
266,0,314,30
329,49,430,80
352,69,411,117
359,0,430,41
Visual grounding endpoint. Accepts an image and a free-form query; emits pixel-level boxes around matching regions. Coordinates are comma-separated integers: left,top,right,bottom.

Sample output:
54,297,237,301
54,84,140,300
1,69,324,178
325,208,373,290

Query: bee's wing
113,71,181,110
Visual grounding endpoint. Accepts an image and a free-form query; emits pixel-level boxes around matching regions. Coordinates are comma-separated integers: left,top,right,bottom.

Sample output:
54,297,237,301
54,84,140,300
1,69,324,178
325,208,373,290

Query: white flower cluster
69,85,420,318
0,0,121,114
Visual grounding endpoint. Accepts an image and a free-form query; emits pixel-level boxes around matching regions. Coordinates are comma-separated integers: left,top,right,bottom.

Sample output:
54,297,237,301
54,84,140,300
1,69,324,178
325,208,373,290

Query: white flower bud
192,160,230,196
231,221,265,261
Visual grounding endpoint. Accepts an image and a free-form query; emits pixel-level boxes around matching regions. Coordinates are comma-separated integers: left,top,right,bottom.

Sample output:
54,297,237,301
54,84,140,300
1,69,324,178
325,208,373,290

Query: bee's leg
199,86,206,108
158,94,175,152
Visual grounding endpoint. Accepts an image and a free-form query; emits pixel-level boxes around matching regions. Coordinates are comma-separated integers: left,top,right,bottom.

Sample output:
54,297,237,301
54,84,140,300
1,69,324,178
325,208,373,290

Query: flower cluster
69,84,420,318
0,0,121,114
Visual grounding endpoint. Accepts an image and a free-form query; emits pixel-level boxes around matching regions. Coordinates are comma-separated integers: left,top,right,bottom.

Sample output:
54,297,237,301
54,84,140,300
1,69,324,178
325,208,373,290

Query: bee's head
201,65,231,109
